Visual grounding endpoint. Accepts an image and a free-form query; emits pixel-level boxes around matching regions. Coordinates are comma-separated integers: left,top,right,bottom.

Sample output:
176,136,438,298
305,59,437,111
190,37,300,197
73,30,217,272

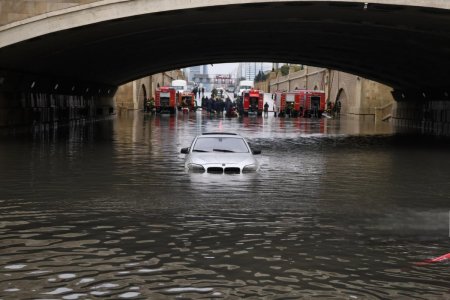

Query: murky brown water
1,111,450,299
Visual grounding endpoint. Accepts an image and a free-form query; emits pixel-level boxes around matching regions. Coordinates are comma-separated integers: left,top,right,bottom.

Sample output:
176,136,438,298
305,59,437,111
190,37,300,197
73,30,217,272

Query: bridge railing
375,101,394,122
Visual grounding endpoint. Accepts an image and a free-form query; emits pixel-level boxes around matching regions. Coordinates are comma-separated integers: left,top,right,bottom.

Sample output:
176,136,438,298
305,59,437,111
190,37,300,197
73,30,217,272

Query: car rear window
193,137,249,153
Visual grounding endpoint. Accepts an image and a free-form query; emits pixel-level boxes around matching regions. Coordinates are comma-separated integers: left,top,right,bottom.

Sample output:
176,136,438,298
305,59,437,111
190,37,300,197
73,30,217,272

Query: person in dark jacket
264,102,269,117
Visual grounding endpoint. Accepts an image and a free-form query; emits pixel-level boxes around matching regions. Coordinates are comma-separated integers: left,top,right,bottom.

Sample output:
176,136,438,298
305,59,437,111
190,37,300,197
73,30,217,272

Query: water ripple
1,114,450,298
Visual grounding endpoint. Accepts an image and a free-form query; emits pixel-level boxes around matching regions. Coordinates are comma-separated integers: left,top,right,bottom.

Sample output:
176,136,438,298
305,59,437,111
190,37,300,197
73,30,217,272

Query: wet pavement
1,111,450,299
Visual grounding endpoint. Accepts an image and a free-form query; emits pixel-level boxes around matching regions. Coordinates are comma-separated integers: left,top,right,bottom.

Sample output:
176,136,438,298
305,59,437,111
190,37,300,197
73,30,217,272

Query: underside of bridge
0,1,450,101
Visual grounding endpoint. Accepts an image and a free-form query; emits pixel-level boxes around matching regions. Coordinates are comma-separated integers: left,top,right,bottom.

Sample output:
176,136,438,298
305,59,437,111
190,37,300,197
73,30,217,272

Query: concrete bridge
1,0,450,133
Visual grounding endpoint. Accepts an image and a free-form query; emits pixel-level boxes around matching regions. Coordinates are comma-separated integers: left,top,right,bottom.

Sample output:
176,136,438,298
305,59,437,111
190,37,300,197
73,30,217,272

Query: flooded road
1,112,450,299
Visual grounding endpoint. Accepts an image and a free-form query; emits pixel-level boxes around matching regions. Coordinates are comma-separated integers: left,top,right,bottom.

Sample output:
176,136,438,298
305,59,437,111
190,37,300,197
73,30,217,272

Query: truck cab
178,91,197,112
242,89,264,116
155,86,177,114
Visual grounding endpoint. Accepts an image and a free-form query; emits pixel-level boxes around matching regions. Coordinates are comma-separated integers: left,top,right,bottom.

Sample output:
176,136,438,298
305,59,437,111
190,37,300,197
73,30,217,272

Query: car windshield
192,137,249,153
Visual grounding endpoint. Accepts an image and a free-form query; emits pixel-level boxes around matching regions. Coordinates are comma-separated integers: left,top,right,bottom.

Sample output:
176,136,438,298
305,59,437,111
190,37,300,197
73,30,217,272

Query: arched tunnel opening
0,1,450,130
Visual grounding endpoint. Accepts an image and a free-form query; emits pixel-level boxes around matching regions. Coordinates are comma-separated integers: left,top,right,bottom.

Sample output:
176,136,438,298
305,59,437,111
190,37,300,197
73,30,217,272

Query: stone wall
114,70,186,111
254,80,269,92
114,84,134,111
268,67,394,119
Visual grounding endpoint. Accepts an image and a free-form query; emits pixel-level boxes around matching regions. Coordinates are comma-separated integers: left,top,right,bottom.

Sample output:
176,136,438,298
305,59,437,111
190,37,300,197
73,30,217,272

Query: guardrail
375,101,394,122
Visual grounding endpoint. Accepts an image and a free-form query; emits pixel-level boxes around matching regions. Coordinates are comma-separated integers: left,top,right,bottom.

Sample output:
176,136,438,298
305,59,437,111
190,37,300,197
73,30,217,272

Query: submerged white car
180,133,261,174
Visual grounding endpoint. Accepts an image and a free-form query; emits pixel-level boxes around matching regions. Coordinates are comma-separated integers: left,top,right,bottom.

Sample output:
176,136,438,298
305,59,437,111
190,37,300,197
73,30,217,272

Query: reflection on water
1,112,450,299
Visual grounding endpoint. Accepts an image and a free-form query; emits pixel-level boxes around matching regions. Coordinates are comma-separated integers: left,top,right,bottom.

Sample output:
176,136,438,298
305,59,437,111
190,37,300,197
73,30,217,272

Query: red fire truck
177,91,196,112
242,89,264,116
276,91,303,117
275,90,326,117
155,86,177,114
273,92,283,116
300,90,326,117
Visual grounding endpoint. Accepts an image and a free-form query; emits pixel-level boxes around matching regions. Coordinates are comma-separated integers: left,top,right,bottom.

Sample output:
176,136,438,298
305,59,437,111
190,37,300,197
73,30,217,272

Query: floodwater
1,111,450,299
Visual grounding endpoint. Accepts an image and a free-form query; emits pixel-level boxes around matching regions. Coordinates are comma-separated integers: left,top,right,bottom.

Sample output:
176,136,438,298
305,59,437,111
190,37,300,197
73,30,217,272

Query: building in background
187,66,200,81
192,74,212,91
186,65,209,81
236,63,272,81
191,73,236,92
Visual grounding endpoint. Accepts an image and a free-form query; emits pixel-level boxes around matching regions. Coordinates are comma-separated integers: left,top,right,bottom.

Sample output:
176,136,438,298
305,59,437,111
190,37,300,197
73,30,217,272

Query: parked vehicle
180,132,261,174
300,90,326,117
274,91,287,117
177,91,197,112
273,91,283,116
275,90,326,117
236,80,254,98
241,89,264,116
280,90,303,117
155,86,177,114
226,84,235,93
171,80,187,93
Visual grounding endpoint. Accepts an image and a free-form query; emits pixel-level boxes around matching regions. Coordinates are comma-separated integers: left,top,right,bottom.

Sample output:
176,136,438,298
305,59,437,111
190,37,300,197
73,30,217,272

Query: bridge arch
336,88,348,114
0,0,450,100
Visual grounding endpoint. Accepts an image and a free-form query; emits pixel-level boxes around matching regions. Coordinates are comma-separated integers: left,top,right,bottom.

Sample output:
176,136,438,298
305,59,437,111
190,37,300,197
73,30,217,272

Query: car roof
198,132,241,137
201,132,237,135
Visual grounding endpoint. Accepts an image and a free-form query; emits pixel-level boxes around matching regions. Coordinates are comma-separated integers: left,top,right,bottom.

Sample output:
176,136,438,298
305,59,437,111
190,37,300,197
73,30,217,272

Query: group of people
326,99,342,117
144,97,155,113
335,99,342,117
192,87,205,99
202,96,237,117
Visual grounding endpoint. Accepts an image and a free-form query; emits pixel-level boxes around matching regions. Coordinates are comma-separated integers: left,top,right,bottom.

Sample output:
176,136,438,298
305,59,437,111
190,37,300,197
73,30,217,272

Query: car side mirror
180,147,189,154
252,149,261,155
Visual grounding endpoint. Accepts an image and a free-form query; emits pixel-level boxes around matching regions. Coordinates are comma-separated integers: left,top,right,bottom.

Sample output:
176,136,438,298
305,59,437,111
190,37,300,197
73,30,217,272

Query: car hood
189,152,256,165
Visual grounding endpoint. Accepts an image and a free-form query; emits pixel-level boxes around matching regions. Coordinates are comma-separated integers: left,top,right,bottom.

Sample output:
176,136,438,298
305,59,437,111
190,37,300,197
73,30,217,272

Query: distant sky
208,63,238,75
208,62,273,75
